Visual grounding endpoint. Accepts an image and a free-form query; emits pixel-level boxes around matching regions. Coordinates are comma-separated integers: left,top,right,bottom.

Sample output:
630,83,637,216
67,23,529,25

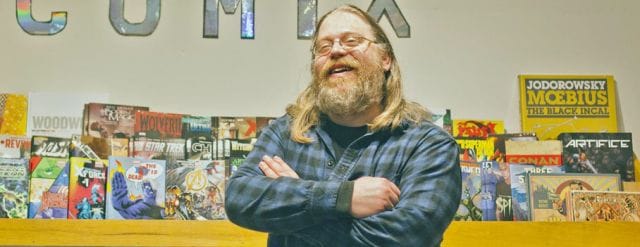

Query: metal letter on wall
203,0,255,39
367,0,410,38
16,0,67,35
109,0,161,36
297,0,316,39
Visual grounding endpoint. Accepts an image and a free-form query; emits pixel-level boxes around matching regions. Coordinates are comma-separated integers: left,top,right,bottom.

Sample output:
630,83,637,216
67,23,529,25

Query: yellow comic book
519,75,618,140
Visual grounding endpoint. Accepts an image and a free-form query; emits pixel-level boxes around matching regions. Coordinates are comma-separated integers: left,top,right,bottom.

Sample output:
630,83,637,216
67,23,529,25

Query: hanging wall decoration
203,0,255,39
16,0,67,35
367,0,410,38
109,0,161,36
297,0,316,39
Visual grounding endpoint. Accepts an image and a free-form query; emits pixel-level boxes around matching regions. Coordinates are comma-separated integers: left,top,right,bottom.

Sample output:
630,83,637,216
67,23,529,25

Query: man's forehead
316,10,374,39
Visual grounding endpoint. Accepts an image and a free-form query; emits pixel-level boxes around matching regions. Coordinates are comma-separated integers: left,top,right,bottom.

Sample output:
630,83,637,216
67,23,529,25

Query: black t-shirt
323,119,368,160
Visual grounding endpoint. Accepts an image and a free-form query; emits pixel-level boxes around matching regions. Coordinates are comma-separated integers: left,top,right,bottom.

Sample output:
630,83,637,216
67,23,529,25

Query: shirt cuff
335,181,354,217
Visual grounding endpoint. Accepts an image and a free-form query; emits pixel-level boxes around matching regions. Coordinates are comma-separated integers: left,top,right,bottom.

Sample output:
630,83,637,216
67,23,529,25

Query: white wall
1,0,639,155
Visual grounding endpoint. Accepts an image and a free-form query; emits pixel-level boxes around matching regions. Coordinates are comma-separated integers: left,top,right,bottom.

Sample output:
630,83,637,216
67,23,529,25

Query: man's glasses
313,34,377,57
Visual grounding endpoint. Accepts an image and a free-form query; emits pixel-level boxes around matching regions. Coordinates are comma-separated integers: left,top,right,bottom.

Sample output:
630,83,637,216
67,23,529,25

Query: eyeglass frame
312,33,378,57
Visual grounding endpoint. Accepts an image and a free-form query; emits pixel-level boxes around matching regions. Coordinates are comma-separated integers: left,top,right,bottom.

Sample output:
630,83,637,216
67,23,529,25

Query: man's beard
313,58,386,117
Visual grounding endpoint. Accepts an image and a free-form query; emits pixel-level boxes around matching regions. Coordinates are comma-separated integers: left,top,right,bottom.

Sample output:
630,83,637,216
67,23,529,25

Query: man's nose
329,40,348,58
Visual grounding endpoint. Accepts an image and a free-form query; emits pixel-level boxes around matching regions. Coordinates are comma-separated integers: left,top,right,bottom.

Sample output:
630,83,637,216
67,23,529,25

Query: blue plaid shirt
226,115,461,247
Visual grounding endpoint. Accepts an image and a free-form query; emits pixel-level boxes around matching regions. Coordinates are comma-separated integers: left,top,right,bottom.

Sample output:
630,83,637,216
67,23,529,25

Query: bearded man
225,5,461,247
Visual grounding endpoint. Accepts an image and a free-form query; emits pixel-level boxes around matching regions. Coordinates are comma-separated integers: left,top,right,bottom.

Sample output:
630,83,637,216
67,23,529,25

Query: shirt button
327,161,335,167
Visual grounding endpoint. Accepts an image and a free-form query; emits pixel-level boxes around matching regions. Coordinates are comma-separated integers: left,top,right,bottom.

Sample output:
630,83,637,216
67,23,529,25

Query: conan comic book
134,111,183,139
453,119,505,162
489,133,537,163
558,132,634,182
0,158,29,218
455,161,482,221
0,93,28,136
519,75,618,140
67,157,107,219
28,92,108,138
509,163,564,221
106,156,166,219
165,160,227,220
527,173,621,221
182,116,212,140
479,161,512,221
505,140,563,166
28,157,69,219
568,190,640,222
0,135,30,159
83,103,148,139
131,137,186,170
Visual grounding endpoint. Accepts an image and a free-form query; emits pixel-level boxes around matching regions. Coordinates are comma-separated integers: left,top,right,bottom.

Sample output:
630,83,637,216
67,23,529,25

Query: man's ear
382,53,392,71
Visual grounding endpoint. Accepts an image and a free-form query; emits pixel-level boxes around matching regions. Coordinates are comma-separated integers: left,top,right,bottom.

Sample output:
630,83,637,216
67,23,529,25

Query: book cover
83,103,148,139
509,163,564,221
429,108,452,134
134,111,183,139
67,157,107,219
479,161,512,221
69,135,128,159
0,158,29,218
106,156,166,219
28,157,69,219
559,132,634,182
27,92,108,138
131,137,186,170
527,173,621,221
182,116,212,140
255,117,276,139
454,161,482,221
30,136,71,160
519,75,618,140
568,190,640,222
505,140,563,166
228,140,253,178
0,93,28,136
165,160,227,220
454,119,505,162
489,133,537,162
213,117,258,141
186,138,214,161
0,135,31,159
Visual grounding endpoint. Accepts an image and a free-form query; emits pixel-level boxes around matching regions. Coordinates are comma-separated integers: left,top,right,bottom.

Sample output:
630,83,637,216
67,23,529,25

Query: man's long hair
286,5,429,143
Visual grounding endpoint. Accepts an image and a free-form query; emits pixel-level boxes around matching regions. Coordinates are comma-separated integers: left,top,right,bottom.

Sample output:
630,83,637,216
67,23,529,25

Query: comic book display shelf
0,218,639,246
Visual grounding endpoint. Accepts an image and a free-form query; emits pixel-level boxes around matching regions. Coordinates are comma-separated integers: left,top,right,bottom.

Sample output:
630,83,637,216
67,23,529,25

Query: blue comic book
509,163,564,221
479,161,512,221
454,161,482,221
106,156,166,219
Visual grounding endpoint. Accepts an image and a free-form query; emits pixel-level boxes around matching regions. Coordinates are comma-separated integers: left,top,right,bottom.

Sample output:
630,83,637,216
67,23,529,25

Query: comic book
30,136,71,160
0,135,31,159
186,138,214,161
83,103,148,139
453,120,505,162
182,116,212,140
505,140,563,166
131,137,186,170
479,161,512,221
489,133,537,163
28,157,69,219
0,93,28,136
165,160,227,220
213,117,258,141
454,161,482,221
0,158,29,218
255,117,276,139
69,135,128,159
527,173,621,221
134,111,183,139
568,190,640,222
429,108,452,134
227,140,253,178
28,92,109,138
106,156,166,219
509,163,564,221
519,75,618,140
558,132,634,182
67,157,107,219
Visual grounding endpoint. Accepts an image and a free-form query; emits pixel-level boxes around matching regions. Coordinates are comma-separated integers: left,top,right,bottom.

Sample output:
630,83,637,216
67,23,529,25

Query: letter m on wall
203,0,255,39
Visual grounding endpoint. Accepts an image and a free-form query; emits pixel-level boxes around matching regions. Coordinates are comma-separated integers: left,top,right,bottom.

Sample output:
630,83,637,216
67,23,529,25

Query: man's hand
351,176,401,218
258,155,300,179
